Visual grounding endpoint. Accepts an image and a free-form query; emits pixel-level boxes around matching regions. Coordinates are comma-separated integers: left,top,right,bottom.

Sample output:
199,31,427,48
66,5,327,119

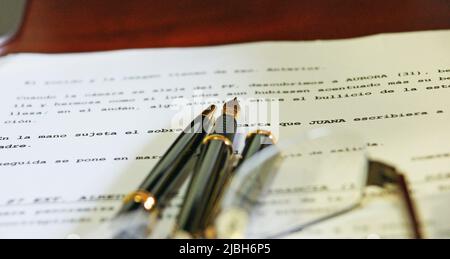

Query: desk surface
1,0,450,55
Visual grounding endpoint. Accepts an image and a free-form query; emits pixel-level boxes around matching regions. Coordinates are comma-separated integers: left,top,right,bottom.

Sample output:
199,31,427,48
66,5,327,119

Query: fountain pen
173,98,240,239
115,105,216,237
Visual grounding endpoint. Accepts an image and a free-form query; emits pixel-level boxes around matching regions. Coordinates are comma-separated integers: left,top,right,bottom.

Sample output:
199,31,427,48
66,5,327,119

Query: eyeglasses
215,128,423,239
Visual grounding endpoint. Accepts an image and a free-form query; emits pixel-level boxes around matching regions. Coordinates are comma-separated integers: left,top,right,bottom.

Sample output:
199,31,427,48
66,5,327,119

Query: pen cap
175,136,234,238
118,105,216,216
238,130,276,168
216,128,368,239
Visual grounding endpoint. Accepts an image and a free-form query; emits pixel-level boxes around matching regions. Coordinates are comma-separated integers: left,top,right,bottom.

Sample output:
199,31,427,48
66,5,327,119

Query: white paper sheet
0,30,449,238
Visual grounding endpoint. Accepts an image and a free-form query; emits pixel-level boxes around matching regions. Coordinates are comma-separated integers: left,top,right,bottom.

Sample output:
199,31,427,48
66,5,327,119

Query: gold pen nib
223,97,240,118
202,105,217,119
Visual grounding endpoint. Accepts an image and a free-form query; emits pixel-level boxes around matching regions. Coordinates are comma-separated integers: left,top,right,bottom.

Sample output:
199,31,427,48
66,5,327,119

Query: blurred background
0,0,449,55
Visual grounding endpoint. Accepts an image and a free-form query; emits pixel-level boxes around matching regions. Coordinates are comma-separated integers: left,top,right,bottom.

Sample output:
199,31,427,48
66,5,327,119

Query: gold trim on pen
246,129,277,144
123,190,157,212
202,134,234,147
204,226,217,239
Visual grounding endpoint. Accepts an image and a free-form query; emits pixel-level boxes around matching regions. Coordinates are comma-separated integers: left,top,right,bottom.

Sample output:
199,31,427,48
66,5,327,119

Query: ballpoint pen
114,104,216,238
173,98,240,239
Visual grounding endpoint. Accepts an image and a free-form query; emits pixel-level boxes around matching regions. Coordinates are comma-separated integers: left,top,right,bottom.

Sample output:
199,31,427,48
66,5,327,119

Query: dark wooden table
1,0,449,55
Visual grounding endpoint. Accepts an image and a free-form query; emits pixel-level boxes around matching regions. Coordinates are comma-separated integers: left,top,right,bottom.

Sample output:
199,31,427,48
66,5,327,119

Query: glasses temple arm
368,161,423,239
396,173,423,239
